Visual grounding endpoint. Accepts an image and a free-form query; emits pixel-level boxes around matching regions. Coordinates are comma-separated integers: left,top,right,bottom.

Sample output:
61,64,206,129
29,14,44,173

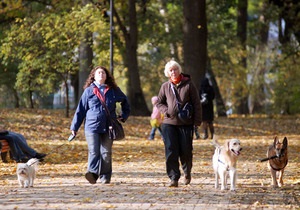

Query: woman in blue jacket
70,66,130,184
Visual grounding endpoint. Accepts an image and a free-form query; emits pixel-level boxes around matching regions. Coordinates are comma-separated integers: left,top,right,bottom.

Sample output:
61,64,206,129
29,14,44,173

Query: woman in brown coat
156,60,202,187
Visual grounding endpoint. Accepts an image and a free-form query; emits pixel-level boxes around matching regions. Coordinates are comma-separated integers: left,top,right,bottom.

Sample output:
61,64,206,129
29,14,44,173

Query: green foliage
136,1,184,106
207,0,247,110
0,3,109,104
272,51,300,114
0,0,299,114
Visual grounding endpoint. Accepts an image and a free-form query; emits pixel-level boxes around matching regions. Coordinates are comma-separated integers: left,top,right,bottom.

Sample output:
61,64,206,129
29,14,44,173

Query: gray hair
164,60,182,77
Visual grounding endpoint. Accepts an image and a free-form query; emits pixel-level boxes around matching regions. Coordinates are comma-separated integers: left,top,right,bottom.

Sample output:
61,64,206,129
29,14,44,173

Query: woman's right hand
71,130,77,136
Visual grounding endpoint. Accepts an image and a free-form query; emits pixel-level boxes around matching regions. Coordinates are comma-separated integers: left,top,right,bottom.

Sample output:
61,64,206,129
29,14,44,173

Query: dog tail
26,158,39,170
211,135,221,148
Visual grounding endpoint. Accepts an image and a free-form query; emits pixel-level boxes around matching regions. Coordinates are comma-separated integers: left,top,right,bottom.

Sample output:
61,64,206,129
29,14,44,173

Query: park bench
0,139,10,163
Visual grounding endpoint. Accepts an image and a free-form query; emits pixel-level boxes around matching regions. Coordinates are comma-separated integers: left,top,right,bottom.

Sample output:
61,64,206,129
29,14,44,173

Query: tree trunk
183,0,206,89
12,89,20,108
249,1,269,114
64,79,70,118
115,0,150,116
236,0,248,114
78,32,93,100
77,0,93,104
29,90,34,109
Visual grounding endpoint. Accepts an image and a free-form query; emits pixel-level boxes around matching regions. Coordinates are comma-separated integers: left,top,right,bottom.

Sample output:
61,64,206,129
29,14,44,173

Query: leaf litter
0,109,299,209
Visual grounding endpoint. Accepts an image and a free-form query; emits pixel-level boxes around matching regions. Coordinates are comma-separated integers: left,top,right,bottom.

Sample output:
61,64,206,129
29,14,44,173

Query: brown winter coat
156,74,202,126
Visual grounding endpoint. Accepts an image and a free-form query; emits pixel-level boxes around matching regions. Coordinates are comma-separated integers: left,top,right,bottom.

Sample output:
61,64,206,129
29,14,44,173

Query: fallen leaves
0,109,299,209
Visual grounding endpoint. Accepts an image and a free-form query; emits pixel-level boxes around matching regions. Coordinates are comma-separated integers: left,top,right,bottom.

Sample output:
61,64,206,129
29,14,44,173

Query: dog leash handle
68,134,76,142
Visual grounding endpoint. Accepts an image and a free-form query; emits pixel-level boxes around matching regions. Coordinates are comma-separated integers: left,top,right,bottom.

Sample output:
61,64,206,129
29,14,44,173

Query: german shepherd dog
267,136,288,188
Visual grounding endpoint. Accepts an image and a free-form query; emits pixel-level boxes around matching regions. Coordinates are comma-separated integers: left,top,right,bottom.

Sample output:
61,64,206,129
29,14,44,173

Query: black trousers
161,123,194,181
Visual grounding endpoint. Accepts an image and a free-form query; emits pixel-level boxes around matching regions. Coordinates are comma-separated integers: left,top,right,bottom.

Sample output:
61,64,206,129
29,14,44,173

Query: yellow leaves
253,201,262,206
166,191,174,196
101,203,116,208
82,197,92,203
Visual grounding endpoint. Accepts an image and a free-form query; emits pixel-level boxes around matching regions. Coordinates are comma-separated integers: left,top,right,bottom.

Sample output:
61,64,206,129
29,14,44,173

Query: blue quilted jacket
70,83,130,134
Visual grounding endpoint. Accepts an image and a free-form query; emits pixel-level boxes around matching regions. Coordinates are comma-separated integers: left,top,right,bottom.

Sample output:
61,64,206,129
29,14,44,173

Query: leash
50,134,76,151
25,134,76,166
258,155,277,162
258,154,285,162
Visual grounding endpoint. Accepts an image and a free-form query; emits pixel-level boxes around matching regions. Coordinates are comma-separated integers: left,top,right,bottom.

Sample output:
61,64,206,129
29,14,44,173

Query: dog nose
240,148,243,151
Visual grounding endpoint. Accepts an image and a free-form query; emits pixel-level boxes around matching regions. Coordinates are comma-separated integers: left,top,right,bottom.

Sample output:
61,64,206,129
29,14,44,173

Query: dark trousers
161,123,194,181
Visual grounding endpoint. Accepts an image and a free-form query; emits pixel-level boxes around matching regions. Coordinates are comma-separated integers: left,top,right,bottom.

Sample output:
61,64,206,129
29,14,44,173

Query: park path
1,138,299,210
0,169,299,209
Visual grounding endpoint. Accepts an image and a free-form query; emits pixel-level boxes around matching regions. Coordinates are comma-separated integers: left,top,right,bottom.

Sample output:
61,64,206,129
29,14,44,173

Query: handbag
178,102,193,122
93,87,125,140
108,118,125,140
171,84,193,123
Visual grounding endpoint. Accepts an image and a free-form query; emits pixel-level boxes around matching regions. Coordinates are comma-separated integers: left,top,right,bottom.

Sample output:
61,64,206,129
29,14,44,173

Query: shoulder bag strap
170,84,182,111
93,86,111,117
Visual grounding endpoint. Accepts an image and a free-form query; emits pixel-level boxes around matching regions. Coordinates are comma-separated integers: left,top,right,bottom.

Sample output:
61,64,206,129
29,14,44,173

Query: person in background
156,60,202,187
199,77,215,139
70,66,130,185
0,129,46,163
194,125,200,140
148,96,163,140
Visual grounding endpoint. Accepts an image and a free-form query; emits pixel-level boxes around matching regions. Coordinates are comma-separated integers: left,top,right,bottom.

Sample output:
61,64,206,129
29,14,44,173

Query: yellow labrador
212,137,242,191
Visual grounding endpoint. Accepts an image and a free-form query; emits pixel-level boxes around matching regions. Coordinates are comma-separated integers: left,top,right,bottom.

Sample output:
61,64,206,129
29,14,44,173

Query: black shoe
184,177,191,185
184,174,191,185
168,180,178,187
35,153,47,159
85,172,98,184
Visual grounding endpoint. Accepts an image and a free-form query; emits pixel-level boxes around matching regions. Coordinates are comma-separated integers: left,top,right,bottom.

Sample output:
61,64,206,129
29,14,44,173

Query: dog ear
225,140,230,151
273,136,279,147
282,137,288,149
